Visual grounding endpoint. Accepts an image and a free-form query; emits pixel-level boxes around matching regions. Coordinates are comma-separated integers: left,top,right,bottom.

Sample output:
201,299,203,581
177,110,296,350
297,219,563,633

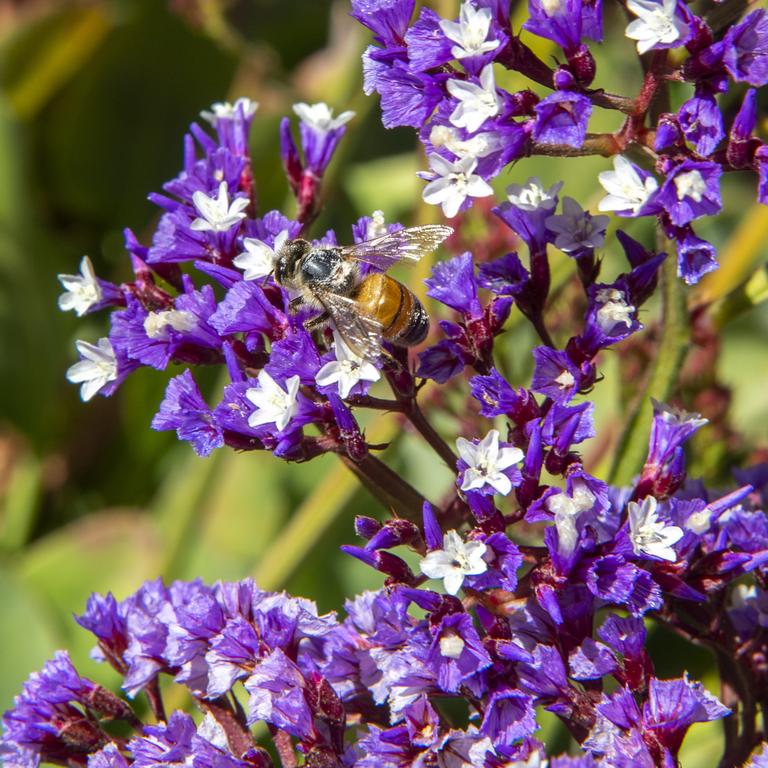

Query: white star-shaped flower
315,331,381,398
421,154,493,218
143,309,197,340
597,155,658,215
439,2,501,60
57,256,102,316
626,0,689,54
548,482,596,554
429,125,503,160
246,370,301,432
233,231,290,280
200,97,259,124
673,169,707,202
366,210,388,240
456,429,524,496
506,177,563,212
546,197,609,253
447,64,502,134
292,102,355,132
66,338,118,402
420,530,488,595
595,288,636,334
628,495,684,562
191,181,249,233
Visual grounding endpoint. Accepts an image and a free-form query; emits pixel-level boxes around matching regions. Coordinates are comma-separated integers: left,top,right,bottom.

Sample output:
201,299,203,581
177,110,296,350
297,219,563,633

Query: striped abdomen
354,272,429,346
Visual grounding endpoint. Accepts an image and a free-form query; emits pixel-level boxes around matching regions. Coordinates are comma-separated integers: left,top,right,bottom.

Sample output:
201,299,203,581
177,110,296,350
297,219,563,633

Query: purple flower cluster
57,97,426,463
353,0,768,284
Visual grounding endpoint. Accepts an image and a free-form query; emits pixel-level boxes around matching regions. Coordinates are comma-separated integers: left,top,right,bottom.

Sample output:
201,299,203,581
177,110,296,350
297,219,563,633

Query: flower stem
609,244,689,484
404,401,458,469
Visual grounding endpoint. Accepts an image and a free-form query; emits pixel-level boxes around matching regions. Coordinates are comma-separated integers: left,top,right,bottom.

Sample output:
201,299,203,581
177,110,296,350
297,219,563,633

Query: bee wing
315,290,384,363
337,224,453,270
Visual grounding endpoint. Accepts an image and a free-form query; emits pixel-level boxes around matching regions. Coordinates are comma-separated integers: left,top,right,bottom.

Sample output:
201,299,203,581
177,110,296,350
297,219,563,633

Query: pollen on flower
439,633,466,659
673,169,707,202
555,369,576,389
143,310,197,340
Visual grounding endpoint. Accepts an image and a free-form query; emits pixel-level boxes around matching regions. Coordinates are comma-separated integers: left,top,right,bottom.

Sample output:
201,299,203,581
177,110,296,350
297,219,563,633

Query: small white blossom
191,181,249,233
685,507,712,534
420,530,488,595
595,288,635,334
429,125,503,159
546,197,609,253
439,2,501,60
421,154,493,218
200,97,258,124
315,331,381,398
57,256,102,316
447,64,502,134
366,210,388,240
246,370,301,432
233,231,290,280
554,369,575,389
439,633,466,659
66,338,118,402
626,0,689,54
628,496,684,562
143,310,197,341
548,482,596,554
456,429,524,496
506,177,563,212
673,169,707,202
598,155,658,215
292,102,355,132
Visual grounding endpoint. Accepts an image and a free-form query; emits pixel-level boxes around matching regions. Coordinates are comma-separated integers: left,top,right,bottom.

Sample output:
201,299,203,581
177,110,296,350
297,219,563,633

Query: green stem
608,245,689,485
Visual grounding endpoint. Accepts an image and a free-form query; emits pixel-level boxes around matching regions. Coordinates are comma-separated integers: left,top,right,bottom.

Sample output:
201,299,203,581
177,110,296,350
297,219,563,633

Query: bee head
274,238,310,286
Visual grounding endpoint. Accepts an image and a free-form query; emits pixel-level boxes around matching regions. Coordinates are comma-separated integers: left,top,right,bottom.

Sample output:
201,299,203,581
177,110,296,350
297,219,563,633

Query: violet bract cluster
5,0,768,765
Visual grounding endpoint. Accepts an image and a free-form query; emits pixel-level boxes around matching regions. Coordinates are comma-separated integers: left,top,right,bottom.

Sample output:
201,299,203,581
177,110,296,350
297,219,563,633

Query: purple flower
293,102,355,176
152,370,224,457
656,160,722,226
723,9,768,86
677,94,724,156
373,62,443,129
350,0,415,47
427,613,492,692
425,252,482,318
525,0,586,52
673,227,719,285
531,346,582,403
405,8,453,71
533,92,592,149
480,689,536,747
244,649,314,739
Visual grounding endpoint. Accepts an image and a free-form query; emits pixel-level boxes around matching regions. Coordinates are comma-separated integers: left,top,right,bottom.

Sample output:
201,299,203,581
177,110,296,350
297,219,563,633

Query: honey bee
274,225,453,360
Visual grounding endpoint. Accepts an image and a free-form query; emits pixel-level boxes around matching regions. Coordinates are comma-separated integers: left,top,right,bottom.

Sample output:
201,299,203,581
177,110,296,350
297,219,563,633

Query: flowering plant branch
4,0,768,766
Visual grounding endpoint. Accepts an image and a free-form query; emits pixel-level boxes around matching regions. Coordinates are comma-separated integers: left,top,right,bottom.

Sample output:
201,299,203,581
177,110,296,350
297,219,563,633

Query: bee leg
288,298,304,314
304,310,330,331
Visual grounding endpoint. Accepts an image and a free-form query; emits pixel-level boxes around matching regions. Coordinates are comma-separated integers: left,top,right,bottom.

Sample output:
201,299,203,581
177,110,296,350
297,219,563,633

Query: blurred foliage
0,0,767,763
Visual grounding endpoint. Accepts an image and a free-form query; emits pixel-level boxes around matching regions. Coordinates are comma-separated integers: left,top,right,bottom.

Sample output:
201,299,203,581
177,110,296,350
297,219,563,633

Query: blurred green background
0,0,767,761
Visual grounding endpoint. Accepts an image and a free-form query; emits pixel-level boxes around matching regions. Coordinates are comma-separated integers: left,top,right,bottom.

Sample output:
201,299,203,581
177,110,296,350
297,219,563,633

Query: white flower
456,429,524,496
548,481,596,554
200,97,258,124
66,338,118,402
628,496,684,562
57,256,101,316
191,181,249,233
506,177,563,212
246,370,301,432
684,507,712,534
597,155,658,215
546,197,609,253
429,125,503,159
292,102,355,132
233,231,290,280
421,154,493,218
447,64,501,134
439,2,500,60
366,210,388,240
143,310,197,340
673,169,707,202
595,288,635,334
420,530,488,595
315,331,381,398
439,633,466,659
626,0,689,54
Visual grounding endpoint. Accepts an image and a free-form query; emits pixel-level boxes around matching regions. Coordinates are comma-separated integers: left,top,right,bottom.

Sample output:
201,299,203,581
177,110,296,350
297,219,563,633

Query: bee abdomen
396,297,429,345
